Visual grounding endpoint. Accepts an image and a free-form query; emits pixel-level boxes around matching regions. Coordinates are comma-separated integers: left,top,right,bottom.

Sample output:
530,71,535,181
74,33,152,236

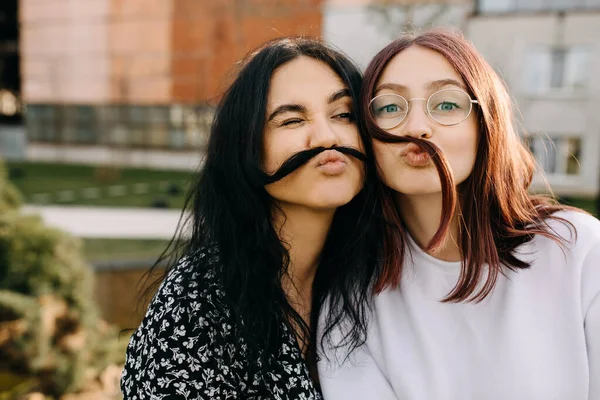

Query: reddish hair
364,30,573,301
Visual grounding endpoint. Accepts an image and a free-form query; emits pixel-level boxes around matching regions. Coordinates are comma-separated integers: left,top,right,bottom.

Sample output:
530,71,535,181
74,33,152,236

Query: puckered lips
400,143,431,168
315,149,349,176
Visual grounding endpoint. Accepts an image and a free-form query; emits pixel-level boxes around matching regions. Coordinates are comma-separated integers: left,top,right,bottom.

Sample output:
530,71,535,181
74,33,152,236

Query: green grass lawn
557,196,598,217
6,161,194,209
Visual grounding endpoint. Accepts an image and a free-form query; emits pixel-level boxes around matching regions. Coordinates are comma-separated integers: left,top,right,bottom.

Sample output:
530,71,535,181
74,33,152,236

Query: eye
334,112,354,121
380,104,399,114
434,101,459,111
281,118,303,126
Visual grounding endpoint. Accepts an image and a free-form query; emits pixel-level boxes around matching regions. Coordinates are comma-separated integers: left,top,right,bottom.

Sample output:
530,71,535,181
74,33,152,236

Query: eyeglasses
369,89,478,129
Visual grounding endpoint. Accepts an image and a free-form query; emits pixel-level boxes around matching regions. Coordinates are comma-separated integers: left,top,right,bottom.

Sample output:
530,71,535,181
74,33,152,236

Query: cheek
372,142,397,179
444,122,478,179
262,145,279,174
262,135,297,174
338,124,363,150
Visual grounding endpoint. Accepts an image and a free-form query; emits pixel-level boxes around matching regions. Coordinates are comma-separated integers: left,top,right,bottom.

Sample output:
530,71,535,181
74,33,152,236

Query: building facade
20,0,322,169
323,0,473,69
468,0,600,197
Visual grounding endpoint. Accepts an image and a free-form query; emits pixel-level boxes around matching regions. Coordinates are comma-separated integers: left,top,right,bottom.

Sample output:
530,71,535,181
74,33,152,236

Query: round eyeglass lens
369,94,409,130
427,89,473,126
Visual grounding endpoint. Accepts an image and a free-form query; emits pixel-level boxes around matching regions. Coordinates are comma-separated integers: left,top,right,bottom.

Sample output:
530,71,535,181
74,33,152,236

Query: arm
579,220,600,399
121,257,245,399
586,293,599,399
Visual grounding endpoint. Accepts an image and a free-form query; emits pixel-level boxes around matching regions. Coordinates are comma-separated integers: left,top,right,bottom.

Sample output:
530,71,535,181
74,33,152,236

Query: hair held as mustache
370,127,457,253
256,146,366,186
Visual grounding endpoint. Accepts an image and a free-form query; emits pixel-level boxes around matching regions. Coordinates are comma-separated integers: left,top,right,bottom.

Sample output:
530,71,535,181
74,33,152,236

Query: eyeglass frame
368,88,479,129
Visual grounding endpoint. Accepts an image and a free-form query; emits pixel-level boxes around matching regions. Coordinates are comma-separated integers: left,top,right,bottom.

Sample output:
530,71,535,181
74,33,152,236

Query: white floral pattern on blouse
121,249,322,400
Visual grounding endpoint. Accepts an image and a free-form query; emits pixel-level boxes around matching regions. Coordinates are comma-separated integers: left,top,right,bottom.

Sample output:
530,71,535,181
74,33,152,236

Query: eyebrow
267,88,352,122
267,104,307,122
375,79,467,94
328,88,352,104
426,79,467,92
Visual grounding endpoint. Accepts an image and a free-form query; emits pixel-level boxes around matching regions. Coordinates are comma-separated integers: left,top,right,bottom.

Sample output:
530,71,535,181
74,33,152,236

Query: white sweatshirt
318,210,600,400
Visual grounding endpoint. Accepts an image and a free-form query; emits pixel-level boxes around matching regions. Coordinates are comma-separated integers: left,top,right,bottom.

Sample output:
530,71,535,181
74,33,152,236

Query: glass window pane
148,106,169,124
564,47,590,91
129,127,146,146
479,0,516,12
149,124,169,147
548,0,585,9
170,105,184,128
169,128,186,149
532,137,557,174
530,136,581,175
27,122,42,141
110,124,129,146
523,47,551,93
129,106,147,124
76,126,96,144
517,0,545,11
565,137,581,175
40,125,58,142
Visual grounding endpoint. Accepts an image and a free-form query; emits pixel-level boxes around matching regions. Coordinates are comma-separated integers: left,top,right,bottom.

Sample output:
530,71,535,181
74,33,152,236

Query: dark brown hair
363,29,574,301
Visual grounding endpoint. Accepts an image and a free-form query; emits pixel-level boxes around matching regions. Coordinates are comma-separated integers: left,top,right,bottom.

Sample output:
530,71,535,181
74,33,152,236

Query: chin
308,189,359,210
315,195,357,210
387,181,440,197
395,187,441,197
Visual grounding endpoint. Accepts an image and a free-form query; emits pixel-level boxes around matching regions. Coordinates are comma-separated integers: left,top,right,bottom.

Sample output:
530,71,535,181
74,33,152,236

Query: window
148,106,169,148
168,105,212,149
479,0,595,12
563,48,589,90
523,47,590,93
527,135,581,176
74,106,97,144
127,106,148,147
26,104,58,143
479,0,516,13
24,104,213,149
516,0,545,11
96,105,119,145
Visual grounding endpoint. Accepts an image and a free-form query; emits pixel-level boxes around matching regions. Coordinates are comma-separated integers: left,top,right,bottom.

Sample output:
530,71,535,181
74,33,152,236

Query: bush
0,160,123,398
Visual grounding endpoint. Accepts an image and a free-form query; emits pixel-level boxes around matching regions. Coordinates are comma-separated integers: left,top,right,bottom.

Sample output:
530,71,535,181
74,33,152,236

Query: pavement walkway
22,205,186,239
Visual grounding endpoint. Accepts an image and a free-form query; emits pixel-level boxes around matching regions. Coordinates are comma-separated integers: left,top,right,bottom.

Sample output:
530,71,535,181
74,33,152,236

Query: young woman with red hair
318,30,600,400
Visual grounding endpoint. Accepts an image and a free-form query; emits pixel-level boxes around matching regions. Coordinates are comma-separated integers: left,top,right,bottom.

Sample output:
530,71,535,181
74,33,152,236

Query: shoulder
141,247,229,327
136,246,230,343
121,247,246,397
538,210,600,311
541,209,600,249
162,246,222,294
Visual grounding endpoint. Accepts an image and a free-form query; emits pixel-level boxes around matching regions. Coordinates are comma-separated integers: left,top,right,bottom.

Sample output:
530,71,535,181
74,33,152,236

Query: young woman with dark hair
318,30,600,400
120,37,381,399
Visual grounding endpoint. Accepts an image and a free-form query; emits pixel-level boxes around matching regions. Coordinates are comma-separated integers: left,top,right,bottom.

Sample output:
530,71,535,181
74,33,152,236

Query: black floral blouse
121,248,322,400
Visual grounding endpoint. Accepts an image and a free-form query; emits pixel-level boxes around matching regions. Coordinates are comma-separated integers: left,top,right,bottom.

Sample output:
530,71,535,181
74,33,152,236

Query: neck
272,203,336,320
395,192,462,262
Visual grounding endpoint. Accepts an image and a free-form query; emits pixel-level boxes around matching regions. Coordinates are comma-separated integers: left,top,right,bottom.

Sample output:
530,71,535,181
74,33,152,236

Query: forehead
377,46,465,91
268,56,346,107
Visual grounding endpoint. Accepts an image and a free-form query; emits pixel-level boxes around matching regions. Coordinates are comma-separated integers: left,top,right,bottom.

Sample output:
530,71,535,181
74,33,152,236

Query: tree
366,0,470,39
0,161,123,398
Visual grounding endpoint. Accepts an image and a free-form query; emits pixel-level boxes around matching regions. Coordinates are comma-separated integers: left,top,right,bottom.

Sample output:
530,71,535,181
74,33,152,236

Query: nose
308,115,340,149
398,99,432,139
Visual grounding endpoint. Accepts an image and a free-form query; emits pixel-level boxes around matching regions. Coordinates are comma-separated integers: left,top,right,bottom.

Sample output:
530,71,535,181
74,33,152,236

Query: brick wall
20,0,323,106
170,0,322,103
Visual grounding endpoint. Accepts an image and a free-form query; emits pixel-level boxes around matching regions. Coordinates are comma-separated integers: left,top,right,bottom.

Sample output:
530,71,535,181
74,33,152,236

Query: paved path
22,205,186,239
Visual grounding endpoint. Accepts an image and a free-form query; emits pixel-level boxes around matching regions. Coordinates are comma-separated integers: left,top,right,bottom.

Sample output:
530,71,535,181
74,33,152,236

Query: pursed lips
315,149,348,166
